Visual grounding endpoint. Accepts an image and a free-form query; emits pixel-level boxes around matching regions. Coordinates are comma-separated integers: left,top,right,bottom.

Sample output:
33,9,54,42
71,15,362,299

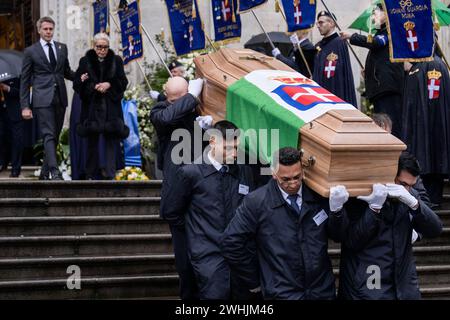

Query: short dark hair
211,120,239,139
272,147,301,169
397,151,421,177
372,113,392,130
36,16,55,30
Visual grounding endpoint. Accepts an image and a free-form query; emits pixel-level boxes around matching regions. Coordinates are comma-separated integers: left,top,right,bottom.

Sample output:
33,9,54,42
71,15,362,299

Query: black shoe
0,165,7,173
50,168,63,180
39,169,50,180
10,171,20,178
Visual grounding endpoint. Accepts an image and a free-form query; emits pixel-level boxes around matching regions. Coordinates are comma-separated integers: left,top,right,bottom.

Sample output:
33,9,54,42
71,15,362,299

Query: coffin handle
300,149,316,168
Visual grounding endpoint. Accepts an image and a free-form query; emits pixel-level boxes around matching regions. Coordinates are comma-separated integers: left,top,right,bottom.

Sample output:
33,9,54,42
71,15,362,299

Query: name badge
238,184,250,195
313,210,328,226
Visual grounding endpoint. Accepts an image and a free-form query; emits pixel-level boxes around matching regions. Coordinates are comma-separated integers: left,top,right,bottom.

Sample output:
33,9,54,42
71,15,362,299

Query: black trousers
372,93,402,139
0,109,24,172
34,89,66,172
422,174,445,205
169,225,199,300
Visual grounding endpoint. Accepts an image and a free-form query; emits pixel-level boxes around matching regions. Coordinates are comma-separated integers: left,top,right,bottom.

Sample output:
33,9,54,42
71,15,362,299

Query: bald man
150,77,203,300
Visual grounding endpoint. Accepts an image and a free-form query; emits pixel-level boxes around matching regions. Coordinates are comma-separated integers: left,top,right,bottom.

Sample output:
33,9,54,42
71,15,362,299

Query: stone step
0,215,169,236
420,284,450,299
0,234,172,258
416,228,450,246
0,254,176,281
0,197,161,217
436,209,450,227
0,181,163,198
332,265,450,287
329,245,450,266
0,166,39,180
0,274,179,299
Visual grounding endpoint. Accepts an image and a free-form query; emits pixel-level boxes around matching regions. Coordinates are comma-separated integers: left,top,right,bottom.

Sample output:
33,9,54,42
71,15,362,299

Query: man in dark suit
0,78,24,177
222,147,350,299
20,16,75,180
163,120,259,300
150,76,204,300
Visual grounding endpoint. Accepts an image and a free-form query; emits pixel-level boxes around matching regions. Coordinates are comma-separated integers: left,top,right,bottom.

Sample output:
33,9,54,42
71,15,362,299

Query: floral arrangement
115,166,150,181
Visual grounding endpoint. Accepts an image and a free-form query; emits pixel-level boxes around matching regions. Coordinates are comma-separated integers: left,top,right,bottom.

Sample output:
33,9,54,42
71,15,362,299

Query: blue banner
93,0,109,35
237,0,267,13
281,0,316,32
212,0,242,42
122,99,142,167
165,0,206,56
383,0,435,62
118,1,144,65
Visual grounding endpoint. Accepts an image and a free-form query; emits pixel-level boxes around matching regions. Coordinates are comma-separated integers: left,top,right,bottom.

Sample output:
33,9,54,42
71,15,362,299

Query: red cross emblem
222,0,231,22
406,29,419,52
294,4,302,25
324,60,337,79
428,78,440,100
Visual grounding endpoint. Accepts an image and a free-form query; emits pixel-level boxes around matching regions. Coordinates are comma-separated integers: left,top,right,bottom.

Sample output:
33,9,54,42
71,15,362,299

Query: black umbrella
244,31,292,57
0,50,24,77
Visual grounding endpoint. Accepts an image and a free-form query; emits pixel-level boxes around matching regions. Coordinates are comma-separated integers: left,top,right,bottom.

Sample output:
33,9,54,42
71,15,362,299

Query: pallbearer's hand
386,183,419,209
188,78,204,98
357,183,388,212
329,185,349,212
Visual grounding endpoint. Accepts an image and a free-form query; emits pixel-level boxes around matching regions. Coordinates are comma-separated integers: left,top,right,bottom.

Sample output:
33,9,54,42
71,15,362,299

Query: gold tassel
232,0,236,23
434,22,440,31
192,0,197,19
310,0,315,4
275,0,280,13
367,34,373,43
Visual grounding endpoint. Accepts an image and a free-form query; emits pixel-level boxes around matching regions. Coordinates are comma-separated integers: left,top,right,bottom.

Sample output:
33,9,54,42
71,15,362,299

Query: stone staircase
0,180,449,299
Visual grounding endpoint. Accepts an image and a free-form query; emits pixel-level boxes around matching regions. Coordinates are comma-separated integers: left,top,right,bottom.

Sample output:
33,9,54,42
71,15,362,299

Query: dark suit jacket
1,78,21,121
20,40,75,110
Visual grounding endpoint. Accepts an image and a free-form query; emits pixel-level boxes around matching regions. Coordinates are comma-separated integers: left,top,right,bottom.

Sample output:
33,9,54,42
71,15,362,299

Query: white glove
271,47,281,58
188,78,204,98
386,183,419,209
249,286,261,293
329,185,349,212
357,183,388,211
290,33,299,46
149,90,160,100
196,115,213,130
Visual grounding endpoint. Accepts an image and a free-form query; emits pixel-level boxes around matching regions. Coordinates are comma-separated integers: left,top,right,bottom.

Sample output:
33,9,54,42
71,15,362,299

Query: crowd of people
0,17,129,180
0,7,448,300
149,7,448,300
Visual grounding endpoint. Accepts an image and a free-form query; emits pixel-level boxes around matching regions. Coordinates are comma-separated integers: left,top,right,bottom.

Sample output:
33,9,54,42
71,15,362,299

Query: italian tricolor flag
226,70,355,162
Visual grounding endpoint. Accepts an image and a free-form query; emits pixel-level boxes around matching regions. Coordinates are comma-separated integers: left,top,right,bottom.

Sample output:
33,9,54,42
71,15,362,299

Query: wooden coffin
194,48,406,197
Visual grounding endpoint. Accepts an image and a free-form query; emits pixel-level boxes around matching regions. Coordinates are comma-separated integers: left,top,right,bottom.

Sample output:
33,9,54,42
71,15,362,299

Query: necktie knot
288,194,301,215
219,165,229,174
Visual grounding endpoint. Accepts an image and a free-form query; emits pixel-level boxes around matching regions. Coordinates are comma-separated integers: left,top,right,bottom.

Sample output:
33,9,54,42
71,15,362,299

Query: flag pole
109,13,154,89
319,0,364,69
275,0,313,78
251,9,276,50
141,24,174,77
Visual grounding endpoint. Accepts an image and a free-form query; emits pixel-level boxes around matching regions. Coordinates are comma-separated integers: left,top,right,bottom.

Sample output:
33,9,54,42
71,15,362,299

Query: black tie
47,42,57,70
288,194,301,216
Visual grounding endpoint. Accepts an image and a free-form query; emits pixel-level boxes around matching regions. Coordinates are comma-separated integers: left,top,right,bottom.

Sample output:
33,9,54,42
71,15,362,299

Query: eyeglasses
95,45,109,50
